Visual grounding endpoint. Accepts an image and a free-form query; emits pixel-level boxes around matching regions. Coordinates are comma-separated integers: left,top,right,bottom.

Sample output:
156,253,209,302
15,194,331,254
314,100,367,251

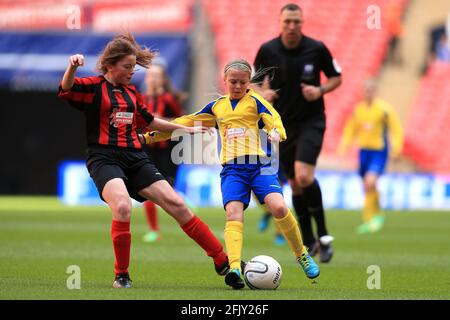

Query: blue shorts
359,148,388,177
220,161,283,210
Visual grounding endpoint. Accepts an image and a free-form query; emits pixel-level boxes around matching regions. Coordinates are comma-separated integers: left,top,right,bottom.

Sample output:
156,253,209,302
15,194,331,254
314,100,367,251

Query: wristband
319,86,325,96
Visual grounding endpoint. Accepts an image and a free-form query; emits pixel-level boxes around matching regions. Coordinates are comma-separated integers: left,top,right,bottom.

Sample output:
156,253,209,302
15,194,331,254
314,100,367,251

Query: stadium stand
0,0,195,195
404,61,450,173
0,0,194,91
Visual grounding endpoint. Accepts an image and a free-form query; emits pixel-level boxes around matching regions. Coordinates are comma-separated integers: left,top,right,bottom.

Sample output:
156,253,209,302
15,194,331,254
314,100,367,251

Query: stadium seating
404,61,450,173
203,0,408,156
0,0,194,91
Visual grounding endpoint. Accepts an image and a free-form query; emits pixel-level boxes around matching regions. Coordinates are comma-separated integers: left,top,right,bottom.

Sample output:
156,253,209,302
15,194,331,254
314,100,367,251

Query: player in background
337,78,403,234
138,59,187,243
58,33,232,288
142,59,320,290
252,3,342,263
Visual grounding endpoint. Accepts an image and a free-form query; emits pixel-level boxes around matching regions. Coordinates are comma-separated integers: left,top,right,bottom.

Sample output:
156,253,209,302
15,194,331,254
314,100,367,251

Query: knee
289,179,303,195
364,181,376,192
225,204,243,221
363,176,377,192
295,173,314,188
111,196,132,221
270,203,288,219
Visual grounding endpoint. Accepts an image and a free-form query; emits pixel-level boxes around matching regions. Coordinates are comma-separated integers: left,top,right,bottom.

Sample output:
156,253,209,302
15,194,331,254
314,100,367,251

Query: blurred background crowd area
1,0,450,205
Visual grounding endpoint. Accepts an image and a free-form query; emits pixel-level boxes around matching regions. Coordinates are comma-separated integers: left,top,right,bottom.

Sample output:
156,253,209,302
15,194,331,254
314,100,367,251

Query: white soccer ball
244,255,282,290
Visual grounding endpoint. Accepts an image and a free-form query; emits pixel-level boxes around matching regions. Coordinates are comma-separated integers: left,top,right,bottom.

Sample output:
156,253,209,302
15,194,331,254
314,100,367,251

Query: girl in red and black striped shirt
58,33,230,288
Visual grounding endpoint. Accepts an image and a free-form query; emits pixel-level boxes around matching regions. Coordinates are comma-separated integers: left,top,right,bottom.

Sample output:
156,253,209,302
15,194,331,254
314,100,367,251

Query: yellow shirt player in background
143,59,320,289
338,78,404,234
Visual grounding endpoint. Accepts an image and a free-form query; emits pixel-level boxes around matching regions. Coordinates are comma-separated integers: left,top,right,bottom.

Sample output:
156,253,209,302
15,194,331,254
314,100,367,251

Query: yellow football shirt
143,89,287,164
338,98,403,156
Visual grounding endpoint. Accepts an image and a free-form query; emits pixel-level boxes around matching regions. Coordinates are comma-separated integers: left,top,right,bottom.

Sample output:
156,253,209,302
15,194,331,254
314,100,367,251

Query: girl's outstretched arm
61,54,84,91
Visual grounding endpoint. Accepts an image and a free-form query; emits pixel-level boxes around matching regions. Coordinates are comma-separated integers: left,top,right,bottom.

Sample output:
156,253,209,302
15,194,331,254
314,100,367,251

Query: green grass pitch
0,196,449,300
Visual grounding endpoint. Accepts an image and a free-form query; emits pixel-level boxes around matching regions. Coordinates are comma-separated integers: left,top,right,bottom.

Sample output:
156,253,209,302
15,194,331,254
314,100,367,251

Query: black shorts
280,113,326,179
86,145,166,202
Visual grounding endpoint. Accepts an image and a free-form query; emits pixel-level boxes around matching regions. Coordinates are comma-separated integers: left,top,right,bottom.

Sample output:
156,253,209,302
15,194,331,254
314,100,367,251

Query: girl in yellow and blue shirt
143,59,320,289
338,78,403,234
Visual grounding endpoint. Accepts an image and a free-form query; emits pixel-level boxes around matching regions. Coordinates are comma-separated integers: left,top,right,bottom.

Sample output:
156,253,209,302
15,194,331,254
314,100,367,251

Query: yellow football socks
363,190,378,222
274,209,304,258
374,190,380,212
224,220,244,271
275,222,282,235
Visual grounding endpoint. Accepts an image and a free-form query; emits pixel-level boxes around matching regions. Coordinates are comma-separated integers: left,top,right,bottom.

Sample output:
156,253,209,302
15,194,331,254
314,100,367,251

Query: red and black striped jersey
137,92,183,149
144,92,183,119
58,76,154,149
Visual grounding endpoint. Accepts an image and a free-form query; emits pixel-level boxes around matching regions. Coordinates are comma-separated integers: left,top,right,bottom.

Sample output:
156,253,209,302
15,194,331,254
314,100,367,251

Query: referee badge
302,64,315,83
304,64,314,74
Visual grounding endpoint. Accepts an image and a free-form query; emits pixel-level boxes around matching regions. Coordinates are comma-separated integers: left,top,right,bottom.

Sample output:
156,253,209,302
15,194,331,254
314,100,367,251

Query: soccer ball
244,255,282,290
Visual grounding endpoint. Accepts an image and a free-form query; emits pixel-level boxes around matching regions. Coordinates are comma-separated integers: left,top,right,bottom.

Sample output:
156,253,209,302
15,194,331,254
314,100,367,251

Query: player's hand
262,89,279,103
301,83,322,101
69,54,84,68
268,130,280,143
185,126,209,134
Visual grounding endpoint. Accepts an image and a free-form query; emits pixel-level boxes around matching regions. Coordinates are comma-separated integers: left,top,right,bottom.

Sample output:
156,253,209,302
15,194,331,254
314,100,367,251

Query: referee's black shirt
253,35,341,133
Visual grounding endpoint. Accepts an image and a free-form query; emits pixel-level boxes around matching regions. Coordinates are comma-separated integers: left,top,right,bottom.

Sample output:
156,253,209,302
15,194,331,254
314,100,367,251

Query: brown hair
147,62,187,104
280,3,302,13
96,32,156,74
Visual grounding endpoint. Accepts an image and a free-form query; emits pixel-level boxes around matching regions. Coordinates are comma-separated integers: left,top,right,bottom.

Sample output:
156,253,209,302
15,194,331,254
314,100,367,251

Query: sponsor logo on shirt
225,127,246,141
110,109,134,127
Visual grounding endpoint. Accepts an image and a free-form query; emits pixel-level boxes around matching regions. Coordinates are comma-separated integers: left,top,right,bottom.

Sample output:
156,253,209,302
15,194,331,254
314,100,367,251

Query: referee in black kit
252,3,342,263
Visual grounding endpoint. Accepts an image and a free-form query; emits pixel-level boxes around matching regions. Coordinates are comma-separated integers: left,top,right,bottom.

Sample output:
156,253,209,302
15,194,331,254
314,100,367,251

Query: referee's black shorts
279,113,326,179
86,145,166,202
